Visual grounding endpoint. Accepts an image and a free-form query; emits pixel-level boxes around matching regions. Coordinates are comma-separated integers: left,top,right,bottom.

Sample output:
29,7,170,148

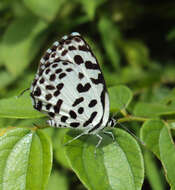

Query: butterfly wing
30,32,109,134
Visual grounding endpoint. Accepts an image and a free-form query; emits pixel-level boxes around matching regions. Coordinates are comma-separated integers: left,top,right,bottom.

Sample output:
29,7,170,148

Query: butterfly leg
63,132,86,146
94,134,103,155
103,131,115,140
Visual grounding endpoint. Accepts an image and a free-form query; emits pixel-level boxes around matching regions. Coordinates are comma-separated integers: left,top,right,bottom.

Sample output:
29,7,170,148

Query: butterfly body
30,32,116,138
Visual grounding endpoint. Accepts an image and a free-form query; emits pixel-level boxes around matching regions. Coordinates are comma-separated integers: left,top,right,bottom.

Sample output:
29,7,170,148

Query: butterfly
30,32,116,147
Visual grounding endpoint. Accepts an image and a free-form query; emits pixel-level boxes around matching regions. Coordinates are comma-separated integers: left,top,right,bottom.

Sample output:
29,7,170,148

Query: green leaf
122,40,150,67
47,171,68,190
79,0,106,20
1,15,47,77
65,128,144,190
53,129,70,169
0,92,44,119
23,0,64,22
144,150,165,190
0,127,52,190
0,70,14,90
108,85,133,112
159,126,175,189
140,119,164,158
98,17,121,70
166,27,175,41
134,102,175,118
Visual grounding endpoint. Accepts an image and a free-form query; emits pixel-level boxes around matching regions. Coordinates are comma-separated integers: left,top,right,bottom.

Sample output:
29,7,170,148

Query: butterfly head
107,117,117,128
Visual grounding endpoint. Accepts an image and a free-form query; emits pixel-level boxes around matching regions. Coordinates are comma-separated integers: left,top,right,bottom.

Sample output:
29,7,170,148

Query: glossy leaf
122,40,150,66
79,0,106,20
53,128,70,169
159,126,175,189
98,17,121,69
108,85,133,112
1,15,47,77
65,128,144,190
0,92,44,118
47,171,68,190
144,151,165,190
0,127,52,190
23,0,64,22
134,102,175,118
140,119,164,158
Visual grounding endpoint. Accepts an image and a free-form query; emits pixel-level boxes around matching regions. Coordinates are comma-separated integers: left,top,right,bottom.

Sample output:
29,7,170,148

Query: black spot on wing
83,112,97,127
56,83,64,91
90,74,104,84
88,99,97,107
35,100,42,111
58,45,63,50
46,103,52,110
70,122,80,128
52,63,58,68
50,74,56,81
48,112,55,118
51,45,57,51
78,107,84,114
78,72,84,79
74,55,83,65
54,90,60,97
78,45,89,51
85,61,99,70
100,89,105,108
77,83,91,93
43,52,50,60
39,78,45,84
51,52,56,58
72,97,84,107
46,85,55,90
53,99,63,113
88,90,106,133
61,116,68,122
68,46,76,51
32,79,37,86
74,37,81,42
38,69,44,76
59,73,66,79
69,110,77,119
55,68,62,73
65,40,71,45
45,68,50,74
63,62,68,65
55,57,61,62
45,94,52,101
45,62,51,68
66,68,73,72
61,50,68,56
34,87,41,96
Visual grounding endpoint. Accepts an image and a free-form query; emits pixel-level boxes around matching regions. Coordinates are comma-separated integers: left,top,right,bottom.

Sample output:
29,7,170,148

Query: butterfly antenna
17,88,30,98
111,105,145,145
116,121,145,146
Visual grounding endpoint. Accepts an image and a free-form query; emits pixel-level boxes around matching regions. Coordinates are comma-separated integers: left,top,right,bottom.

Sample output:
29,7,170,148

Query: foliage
0,0,175,189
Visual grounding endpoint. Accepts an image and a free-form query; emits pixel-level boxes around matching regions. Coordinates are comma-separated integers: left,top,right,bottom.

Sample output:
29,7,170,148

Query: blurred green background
0,0,175,189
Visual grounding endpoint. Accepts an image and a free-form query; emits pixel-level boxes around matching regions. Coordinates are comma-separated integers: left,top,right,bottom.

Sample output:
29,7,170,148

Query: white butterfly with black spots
30,32,116,146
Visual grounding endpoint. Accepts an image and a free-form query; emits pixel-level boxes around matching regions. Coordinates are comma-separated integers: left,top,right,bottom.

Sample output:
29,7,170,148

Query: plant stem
117,115,148,123
120,108,128,117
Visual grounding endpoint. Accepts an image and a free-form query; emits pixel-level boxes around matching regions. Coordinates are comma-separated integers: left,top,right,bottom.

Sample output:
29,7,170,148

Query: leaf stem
117,115,148,123
120,108,128,117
